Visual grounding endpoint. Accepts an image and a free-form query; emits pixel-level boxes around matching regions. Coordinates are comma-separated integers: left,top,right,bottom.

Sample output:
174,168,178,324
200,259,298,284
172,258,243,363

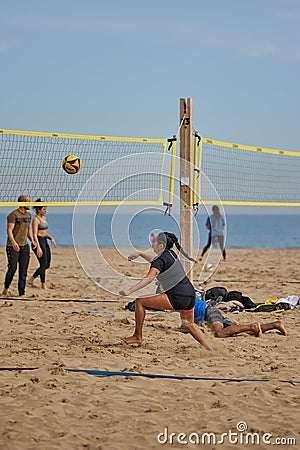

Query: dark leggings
32,236,51,283
201,232,212,257
201,233,226,260
4,244,30,296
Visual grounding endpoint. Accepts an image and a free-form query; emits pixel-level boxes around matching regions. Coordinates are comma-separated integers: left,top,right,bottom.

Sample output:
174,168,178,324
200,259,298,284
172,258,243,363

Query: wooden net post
179,98,194,277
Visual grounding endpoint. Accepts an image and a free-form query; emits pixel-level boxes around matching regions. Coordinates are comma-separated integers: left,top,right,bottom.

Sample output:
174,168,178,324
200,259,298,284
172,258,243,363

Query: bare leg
180,309,211,350
261,320,287,336
123,293,173,345
28,277,35,287
211,321,262,338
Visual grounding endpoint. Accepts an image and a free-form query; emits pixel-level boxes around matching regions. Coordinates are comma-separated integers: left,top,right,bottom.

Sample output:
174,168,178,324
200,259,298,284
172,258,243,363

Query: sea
1,212,299,249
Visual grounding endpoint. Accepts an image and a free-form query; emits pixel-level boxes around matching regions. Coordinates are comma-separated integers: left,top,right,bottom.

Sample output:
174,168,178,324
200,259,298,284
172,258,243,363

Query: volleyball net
0,129,175,206
193,135,300,207
1,128,300,208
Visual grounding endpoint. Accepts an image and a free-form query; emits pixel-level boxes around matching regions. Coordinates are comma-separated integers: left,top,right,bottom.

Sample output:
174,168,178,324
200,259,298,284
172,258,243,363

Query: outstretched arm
119,267,159,296
128,251,154,263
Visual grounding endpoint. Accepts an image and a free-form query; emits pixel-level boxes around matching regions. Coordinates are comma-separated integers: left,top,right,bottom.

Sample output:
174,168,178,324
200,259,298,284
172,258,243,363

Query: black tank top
151,250,195,296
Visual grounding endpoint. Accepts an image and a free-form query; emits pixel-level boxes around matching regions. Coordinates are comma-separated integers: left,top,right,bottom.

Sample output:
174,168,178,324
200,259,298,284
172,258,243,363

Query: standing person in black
200,205,226,261
119,232,210,349
2,195,35,297
28,199,56,289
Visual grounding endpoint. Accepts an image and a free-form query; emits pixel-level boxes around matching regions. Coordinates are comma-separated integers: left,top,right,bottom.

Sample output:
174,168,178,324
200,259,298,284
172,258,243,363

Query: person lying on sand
200,300,287,337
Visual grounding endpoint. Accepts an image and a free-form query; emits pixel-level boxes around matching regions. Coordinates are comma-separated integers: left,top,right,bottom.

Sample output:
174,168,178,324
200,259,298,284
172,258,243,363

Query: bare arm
7,222,19,251
45,233,56,248
119,267,160,296
31,217,41,255
27,223,35,245
128,251,154,263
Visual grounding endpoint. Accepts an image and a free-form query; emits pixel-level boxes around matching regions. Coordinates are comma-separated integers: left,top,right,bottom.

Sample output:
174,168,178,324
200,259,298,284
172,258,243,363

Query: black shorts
205,306,236,327
166,293,195,311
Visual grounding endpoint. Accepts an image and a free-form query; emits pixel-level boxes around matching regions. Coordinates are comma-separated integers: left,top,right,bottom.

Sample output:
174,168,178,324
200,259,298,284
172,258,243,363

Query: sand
0,247,299,449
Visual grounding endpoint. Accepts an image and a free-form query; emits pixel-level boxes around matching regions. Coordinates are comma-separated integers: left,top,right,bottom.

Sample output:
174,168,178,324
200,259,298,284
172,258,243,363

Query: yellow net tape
195,136,300,207
0,129,172,207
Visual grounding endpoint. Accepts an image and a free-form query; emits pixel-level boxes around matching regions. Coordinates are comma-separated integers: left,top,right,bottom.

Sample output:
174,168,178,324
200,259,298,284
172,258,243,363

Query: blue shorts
205,306,236,328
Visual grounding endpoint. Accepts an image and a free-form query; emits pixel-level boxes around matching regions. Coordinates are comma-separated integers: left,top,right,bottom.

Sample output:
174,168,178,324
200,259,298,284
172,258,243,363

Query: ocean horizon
0,212,299,249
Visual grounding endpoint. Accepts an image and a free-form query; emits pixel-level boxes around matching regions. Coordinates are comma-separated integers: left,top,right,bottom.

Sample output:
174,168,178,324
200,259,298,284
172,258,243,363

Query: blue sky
1,0,300,151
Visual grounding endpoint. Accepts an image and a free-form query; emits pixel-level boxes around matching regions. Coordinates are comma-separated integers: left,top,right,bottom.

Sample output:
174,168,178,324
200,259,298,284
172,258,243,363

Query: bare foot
28,277,35,287
252,322,262,337
1,288,10,297
41,283,47,290
122,335,142,345
274,320,287,336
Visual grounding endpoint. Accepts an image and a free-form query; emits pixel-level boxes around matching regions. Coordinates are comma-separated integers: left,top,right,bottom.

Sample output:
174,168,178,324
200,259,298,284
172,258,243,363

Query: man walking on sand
2,195,36,297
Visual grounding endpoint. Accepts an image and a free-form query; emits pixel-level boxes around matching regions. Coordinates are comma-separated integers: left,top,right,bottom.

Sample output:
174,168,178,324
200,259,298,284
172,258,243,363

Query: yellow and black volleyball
62,155,82,174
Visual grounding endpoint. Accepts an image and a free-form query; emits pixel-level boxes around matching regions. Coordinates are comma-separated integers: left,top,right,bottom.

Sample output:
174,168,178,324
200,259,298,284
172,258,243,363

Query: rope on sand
66,368,269,382
0,367,39,371
65,368,294,384
0,297,118,302
1,367,299,385
86,309,171,314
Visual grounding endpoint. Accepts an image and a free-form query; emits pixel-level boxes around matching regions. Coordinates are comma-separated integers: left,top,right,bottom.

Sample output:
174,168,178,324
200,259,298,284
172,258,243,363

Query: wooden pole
179,98,193,276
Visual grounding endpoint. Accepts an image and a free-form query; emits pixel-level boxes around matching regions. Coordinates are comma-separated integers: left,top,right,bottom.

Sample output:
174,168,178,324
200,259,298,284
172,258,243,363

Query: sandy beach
0,246,299,449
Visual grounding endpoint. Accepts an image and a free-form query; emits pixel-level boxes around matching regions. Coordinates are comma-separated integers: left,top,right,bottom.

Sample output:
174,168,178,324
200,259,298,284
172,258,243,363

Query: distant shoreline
0,212,299,249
